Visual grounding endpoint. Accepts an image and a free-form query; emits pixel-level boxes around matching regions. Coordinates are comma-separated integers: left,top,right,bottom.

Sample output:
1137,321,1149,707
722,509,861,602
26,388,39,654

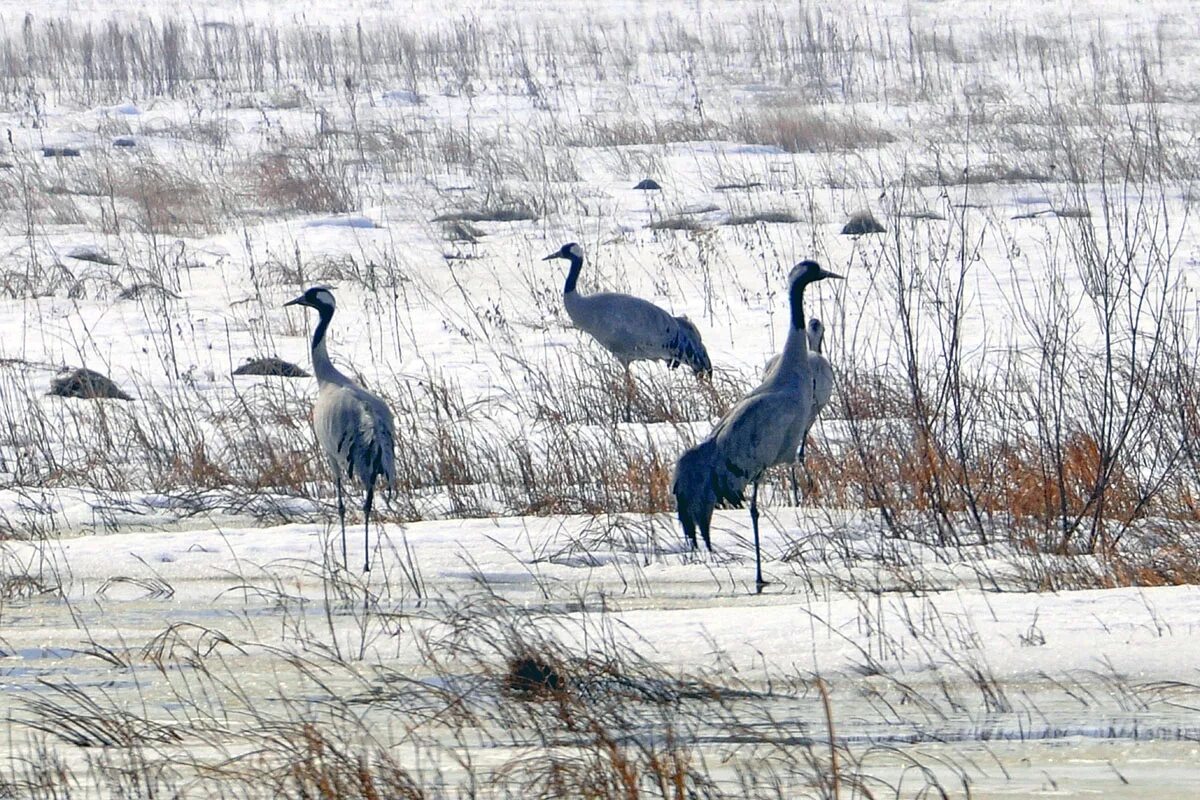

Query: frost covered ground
1,0,1199,796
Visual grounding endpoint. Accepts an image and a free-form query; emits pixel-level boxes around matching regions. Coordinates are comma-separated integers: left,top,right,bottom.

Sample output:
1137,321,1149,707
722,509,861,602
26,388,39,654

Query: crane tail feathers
671,316,712,376
672,439,719,546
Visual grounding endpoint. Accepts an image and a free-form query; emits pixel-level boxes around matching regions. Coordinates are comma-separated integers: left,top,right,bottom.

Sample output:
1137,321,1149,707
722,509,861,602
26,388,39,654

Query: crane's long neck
562,252,584,295
768,278,812,385
808,326,824,355
310,306,348,386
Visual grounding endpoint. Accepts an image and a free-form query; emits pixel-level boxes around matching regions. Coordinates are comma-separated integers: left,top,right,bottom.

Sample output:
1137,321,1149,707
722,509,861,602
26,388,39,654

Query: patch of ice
381,89,421,106
301,215,379,229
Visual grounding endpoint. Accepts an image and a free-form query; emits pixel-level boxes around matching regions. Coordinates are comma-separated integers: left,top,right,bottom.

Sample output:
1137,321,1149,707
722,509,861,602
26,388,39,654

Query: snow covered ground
4,517,1200,796
1,0,1199,796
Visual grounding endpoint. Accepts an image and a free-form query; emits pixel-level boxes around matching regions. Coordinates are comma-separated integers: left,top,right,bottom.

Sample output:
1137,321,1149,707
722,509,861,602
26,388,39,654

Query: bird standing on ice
542,242,711,421
285,286,396,572
672,260,843,592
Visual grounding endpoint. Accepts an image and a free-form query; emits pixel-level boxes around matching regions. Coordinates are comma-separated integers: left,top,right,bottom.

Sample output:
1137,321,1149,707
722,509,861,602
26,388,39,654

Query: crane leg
792,437,810,505
362,482,375,573
335,476,348,570
750,480,766,593
682,521,697,551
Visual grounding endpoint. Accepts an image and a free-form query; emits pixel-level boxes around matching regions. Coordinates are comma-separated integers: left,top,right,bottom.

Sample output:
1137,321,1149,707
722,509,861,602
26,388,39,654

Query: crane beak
283,295,307,308
821,269,844,280
541,252,561,262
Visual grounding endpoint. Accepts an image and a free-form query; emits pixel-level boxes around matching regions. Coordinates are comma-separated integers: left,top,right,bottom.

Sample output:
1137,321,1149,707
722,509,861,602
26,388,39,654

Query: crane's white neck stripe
313,289,336,309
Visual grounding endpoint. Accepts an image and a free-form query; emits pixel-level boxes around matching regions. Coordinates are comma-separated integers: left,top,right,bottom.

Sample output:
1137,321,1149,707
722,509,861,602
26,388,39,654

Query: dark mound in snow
842,211,886,235
117,283,180,301
233,358,309,378
50,368,132,401
634,178,662,190
505,655,567,699
66,246,118,265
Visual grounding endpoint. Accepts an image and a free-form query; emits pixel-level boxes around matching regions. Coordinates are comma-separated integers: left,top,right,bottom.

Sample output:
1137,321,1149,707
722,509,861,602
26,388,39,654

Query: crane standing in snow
542,242,711,422
672,260,843,592
285,286,396,572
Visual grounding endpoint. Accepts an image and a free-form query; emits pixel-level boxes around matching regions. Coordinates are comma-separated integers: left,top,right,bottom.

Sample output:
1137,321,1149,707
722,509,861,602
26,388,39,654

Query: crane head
542,242,584,262
284,286,336,312
807,317,825,352
790,259,843,286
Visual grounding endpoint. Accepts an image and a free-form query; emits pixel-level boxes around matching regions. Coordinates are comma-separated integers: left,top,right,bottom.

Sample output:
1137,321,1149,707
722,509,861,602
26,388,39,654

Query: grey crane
672,260,842,592
765,317,834,502
542,242,711,421
284,286,396,572
800,317,833,464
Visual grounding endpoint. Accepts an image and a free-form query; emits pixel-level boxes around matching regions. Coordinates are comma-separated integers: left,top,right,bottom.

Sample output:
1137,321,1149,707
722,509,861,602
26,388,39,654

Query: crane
766,316,834,502
672,260,842,591
542,242,711,421
284,286,396,572
800,317,833,464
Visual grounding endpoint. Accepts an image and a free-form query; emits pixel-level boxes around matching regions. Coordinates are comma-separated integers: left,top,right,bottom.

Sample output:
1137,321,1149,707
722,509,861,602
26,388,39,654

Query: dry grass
110,159,224,234
568,118,718,148
731,108,894,153
253,149,355,215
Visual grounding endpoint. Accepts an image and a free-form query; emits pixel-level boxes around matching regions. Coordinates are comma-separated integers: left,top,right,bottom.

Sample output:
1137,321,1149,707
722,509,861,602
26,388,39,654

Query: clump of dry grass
253,149,355,215
721,210,798,226
909,161,1056,187
279,724,426,800
648,216,706,231
731,108,894,153
110,160,224,234
567,118,719,148
433,205,537,223
0,571,56,600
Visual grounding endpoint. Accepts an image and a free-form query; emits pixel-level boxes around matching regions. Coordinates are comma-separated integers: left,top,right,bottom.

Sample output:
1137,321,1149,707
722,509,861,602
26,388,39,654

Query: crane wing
713,390,810,482
314,385,397,489
568,293,710,372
